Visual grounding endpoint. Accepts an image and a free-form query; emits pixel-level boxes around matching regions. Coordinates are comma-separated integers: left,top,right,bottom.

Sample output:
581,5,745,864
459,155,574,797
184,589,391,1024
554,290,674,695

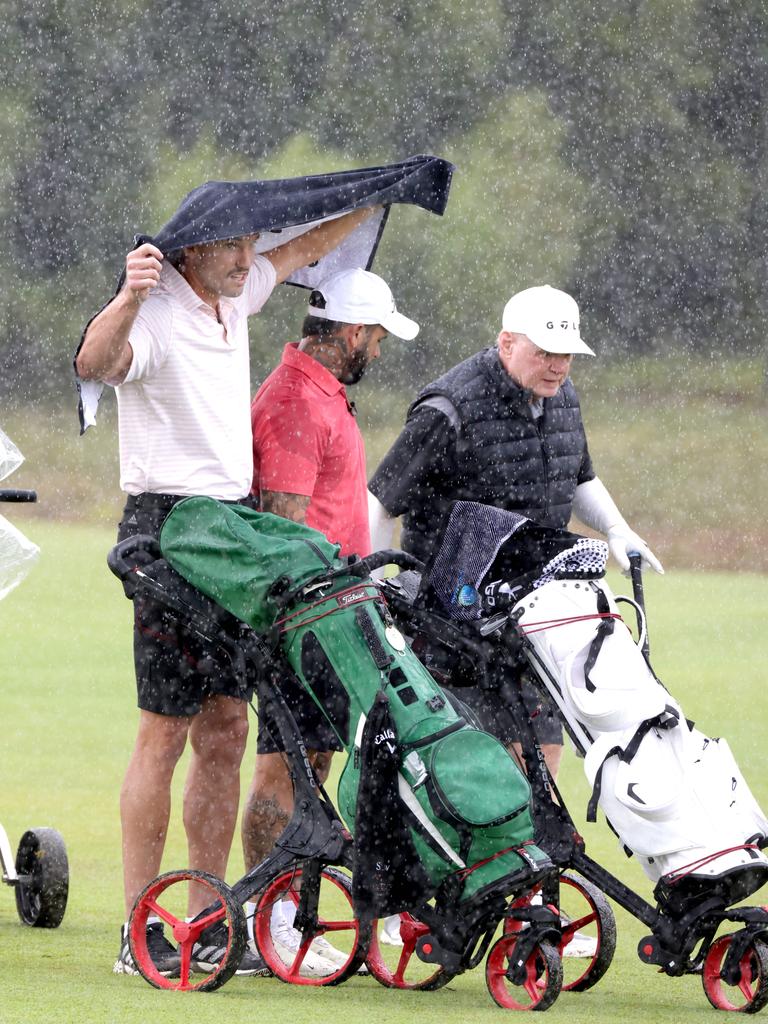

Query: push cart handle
0,489,37,502
349,548,426,577
284,548,426,602
628,551,650,659
107,534,162,581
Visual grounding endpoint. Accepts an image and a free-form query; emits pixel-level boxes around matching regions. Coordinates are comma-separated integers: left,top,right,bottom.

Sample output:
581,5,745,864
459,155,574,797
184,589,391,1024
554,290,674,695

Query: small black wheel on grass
15,828,69,928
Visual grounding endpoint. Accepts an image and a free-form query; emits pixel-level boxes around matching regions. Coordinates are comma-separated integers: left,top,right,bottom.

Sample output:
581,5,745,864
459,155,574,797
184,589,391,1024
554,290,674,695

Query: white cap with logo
308,268,419,341
502,285,595,356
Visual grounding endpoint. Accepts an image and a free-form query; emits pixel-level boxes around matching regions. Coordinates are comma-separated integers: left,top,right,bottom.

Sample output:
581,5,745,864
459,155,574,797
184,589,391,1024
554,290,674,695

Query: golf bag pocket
586,731,699,873
392,723,542,899
562,641,669,733
689,733,768,847
518,579,667,734
585,720,768,882
425,729,532,833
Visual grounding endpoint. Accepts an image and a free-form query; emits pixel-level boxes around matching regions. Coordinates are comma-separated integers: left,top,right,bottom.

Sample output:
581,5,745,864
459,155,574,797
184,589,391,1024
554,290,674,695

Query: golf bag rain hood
427,501,768,891
159,497,551,915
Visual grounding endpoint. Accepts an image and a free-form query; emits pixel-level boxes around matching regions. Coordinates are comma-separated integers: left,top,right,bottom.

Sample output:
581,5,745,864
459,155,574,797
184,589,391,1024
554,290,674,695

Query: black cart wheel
15,828,69,928
255,866,368,986
486,933,563,1011
130,869,246,991
702,934,768,1013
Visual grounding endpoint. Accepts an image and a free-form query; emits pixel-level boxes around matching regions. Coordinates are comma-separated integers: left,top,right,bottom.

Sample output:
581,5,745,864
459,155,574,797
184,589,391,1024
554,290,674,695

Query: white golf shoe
270,915,342,978
562,929,598,958
380,915,404,947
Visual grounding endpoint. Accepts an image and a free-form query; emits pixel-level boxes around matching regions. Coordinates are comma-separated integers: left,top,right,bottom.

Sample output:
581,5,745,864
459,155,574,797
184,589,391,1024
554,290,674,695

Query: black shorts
445,676,563,747
255,670,344,755
118,494,255,718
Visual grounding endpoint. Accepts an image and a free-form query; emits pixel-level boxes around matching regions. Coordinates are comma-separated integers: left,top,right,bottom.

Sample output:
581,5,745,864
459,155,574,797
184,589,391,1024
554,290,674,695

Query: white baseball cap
502,285,595,356
308,268,419,341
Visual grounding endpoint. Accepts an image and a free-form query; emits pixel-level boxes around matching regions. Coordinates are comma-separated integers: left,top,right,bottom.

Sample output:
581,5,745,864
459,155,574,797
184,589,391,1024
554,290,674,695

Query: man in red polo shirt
243,268,418,974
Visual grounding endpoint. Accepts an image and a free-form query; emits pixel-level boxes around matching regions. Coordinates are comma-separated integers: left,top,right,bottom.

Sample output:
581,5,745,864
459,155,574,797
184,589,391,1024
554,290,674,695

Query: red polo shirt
251,343,371,557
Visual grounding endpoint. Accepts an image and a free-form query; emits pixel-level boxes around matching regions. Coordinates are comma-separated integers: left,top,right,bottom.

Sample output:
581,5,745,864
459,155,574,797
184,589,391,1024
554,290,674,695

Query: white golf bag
515,576,768,885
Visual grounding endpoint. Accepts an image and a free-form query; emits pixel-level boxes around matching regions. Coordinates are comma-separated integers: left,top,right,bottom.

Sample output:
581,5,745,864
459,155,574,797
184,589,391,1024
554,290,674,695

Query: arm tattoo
261,490,310,523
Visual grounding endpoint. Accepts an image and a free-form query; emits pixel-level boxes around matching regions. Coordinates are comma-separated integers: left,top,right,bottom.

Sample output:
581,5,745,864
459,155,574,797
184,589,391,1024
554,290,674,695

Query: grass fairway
1,517,766,1023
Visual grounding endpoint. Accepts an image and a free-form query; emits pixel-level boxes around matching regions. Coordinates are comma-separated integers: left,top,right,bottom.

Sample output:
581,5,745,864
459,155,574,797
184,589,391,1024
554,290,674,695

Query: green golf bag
160,497,551,907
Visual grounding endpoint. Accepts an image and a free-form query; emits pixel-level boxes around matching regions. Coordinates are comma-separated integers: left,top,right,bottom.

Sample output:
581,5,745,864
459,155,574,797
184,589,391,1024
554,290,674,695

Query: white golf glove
606,524,664,576
572,477,664,576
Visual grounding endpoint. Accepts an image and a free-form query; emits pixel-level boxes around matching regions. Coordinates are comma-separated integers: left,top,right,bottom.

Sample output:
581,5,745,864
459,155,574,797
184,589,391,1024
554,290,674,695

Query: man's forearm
302,206,378,262
76,292,137,383
265,206,379,283
571,477,625,535
260,490,311,523
77,242,163,383
368,490,397,552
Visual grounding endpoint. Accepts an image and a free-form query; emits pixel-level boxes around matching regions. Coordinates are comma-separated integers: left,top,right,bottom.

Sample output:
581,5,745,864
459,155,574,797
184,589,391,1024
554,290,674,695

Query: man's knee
190,697,249,764
132,711,189,773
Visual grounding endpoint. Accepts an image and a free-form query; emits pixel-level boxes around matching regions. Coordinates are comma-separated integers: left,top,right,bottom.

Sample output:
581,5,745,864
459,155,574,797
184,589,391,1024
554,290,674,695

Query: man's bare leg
241,749,337,964
241,749,334,871
241,752,293,872
510,741,563,786
120,710,190,918
184,694,249,917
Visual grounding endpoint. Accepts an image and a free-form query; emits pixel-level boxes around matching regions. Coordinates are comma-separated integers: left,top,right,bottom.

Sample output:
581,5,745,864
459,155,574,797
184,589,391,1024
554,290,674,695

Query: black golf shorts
118,495,255,717
445,677,563,747
255,669,343,755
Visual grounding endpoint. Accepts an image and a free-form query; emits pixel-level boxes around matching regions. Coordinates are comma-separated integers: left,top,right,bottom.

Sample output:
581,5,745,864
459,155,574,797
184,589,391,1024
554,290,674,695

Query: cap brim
528,333,595,356
380,309,420,341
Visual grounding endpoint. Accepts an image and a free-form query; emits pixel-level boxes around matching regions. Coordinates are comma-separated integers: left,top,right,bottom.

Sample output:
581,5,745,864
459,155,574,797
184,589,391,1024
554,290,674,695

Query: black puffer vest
401,347,592,561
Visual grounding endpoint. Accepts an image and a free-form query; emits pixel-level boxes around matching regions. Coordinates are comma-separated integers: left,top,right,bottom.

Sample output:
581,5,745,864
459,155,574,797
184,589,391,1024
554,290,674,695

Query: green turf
1,518,766,1022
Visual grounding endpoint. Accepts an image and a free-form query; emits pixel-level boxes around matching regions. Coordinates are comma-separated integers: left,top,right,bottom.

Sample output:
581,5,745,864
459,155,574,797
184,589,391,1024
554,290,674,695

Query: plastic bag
0,427,39,599
0,513,39,601
0,426,24,482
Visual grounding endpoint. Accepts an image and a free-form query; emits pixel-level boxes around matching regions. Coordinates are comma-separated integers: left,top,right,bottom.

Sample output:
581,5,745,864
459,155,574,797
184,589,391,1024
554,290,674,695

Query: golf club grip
0,489,37,502
628,551,650,657
628,552,644,602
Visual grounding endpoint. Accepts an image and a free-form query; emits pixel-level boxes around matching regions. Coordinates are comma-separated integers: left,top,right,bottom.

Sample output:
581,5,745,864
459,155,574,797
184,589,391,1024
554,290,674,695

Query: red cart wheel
130,869,245,991
557,873,616,991
254,866,367,986
702,934,768,1013
504,873,616,993
366,912,454,990
486,933,562,1011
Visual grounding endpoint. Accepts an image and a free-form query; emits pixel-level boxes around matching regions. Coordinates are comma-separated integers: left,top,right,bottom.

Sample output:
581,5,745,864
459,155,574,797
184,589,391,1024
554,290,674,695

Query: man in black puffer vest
368,285,663,785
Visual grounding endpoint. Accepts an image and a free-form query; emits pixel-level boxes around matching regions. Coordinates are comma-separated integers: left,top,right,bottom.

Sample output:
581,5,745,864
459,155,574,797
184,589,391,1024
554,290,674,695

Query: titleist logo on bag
337,588,368,607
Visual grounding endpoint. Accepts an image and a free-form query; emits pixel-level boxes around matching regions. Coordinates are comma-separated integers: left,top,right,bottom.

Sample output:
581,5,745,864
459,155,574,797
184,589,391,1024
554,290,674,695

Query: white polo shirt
116,256,277,500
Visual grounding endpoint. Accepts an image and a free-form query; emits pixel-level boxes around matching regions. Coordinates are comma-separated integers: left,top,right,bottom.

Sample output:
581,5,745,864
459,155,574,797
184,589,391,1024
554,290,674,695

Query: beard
340,347,369,386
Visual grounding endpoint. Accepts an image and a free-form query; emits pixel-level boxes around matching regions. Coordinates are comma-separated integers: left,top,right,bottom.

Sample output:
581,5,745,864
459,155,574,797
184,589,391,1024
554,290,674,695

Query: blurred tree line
1,0,766,402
